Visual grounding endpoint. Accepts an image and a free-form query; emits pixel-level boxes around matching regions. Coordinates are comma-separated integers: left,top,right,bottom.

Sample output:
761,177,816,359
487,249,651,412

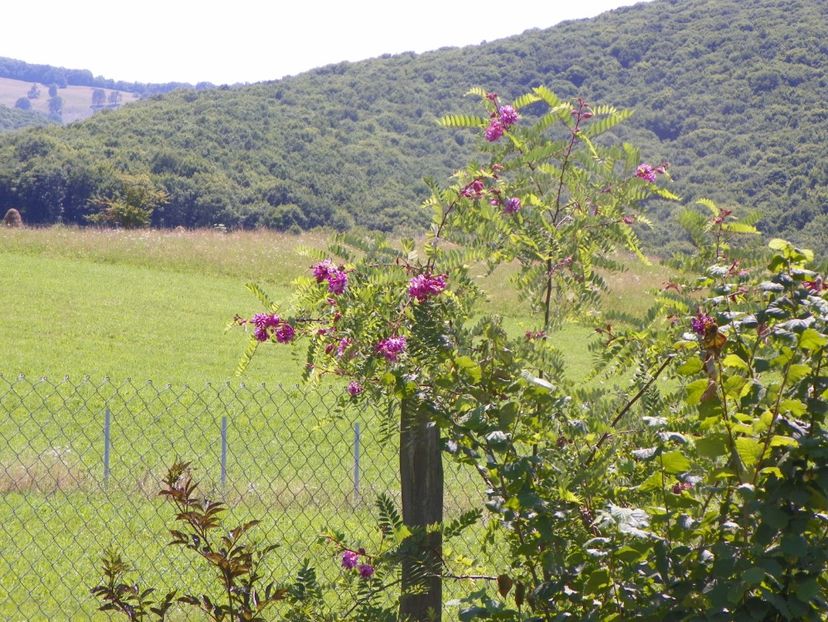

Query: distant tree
92,89,106,107
107,91,121,106
48,96,63,120
91,89,106,108
47,83,58,97
87,172,168,228
27,83,40,99
14,97,32,111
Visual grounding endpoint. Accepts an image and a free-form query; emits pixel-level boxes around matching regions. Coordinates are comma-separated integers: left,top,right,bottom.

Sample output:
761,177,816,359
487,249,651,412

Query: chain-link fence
0,374,494,620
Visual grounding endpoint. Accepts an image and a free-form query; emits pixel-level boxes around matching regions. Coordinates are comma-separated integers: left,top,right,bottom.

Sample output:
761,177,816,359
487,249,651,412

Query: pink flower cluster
635,163,668,183
408,273,447,302
347,381,363,397
376,335,407,362
461,179,485,199
341,550,374,578
312,259,349,295
503,197,521,214
690,312,715,336
484,99,520,142
250,313,295,343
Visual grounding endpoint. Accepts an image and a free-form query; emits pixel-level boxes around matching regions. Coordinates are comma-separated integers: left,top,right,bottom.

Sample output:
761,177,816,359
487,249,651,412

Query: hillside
0,0,824,250
0,101,52,131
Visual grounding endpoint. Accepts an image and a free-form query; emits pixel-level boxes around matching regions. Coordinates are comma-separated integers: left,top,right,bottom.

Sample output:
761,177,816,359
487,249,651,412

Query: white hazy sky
2,1,650,85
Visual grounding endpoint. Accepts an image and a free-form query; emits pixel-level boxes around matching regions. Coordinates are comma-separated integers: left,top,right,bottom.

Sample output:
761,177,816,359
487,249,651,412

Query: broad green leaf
638,471,663,492
722,354,749,370
742,567,765,585
735,437,764,468
660,450,690,474
454,356,482,384
695,434,728,459
759,466,783,479
769,435,798,448
779,399,807,416
677,357,703,375
799,328,827,351
686,379,711,405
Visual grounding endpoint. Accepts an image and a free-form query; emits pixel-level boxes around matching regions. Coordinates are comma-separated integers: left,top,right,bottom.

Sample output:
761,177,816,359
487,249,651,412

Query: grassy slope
0,76,139,123
0,227,666,618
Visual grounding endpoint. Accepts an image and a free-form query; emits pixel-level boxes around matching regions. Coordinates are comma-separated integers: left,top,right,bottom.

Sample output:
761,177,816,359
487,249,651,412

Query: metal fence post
103,407,111,487
221,415,228,488
353,421,361,504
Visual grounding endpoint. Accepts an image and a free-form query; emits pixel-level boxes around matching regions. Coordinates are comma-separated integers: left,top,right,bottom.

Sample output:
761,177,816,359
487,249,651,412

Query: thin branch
584,355,674,466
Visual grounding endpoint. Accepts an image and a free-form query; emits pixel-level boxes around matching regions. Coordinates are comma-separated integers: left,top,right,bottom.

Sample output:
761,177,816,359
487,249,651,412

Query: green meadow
0,226,667,619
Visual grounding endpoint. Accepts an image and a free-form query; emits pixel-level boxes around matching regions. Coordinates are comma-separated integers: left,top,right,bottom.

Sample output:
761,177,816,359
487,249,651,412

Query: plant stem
584,355,673,466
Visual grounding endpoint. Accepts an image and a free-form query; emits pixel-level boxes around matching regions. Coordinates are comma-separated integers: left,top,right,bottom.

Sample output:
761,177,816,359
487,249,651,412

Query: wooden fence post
399,399,443,621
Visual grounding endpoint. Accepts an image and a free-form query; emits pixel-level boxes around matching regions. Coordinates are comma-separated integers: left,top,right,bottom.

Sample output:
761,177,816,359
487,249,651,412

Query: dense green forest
0,0,824,250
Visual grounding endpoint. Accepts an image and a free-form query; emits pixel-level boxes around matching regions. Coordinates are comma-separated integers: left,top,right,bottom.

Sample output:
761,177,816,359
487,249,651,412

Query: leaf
735,437,764,468
721,222,758,234
638,471,663,492
497,574,514,598
742,567,765,585
245,282,278,312
677,357,703,375
686,379,711,406
454,356,482,384
437,114,488,128
769,435,798,448
660,450,690,474
695,434,728,459
799,328,827,351
722,354,749,370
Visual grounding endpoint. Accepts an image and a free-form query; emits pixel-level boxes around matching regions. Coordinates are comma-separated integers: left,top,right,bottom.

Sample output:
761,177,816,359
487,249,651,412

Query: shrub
3,208,23,227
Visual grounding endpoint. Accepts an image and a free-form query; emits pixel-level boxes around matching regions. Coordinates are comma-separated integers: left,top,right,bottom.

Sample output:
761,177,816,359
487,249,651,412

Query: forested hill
0,0,825,250
0,104,51,132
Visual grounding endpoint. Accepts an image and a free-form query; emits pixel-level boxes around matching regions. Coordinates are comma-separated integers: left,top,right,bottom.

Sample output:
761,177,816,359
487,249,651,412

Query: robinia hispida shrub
233,88,827,620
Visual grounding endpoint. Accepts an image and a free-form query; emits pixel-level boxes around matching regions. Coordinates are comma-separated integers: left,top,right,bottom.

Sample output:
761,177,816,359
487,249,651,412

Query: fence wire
0,374,495,620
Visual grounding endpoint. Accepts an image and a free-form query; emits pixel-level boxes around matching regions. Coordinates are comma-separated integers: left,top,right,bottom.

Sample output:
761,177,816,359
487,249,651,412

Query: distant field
0,226,668,383
0,76,139,123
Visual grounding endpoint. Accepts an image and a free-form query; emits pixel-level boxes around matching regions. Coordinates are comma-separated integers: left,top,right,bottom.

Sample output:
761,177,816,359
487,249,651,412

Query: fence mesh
0,374,495,620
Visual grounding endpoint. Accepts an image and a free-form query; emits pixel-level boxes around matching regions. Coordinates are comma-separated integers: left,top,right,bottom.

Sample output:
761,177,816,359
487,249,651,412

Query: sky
2,1,650,85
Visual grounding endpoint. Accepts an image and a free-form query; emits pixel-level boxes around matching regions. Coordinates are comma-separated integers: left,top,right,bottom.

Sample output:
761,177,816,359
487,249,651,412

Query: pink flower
690,312,715,336
408,273,447,302
312,259,335,282
336,337,352,357
635,164,657,183
376,336,407,362
503,197,521,214
341,550,358,570
327,270,348,295
498,105,519,128
358,563,375,579
275,323,295,343
485,119,504,142
461,179,485,199
313,259,348,295
347,381,363,397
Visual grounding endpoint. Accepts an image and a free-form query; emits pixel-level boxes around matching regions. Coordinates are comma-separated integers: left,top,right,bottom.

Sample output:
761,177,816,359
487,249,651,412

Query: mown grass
0,226,668,619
